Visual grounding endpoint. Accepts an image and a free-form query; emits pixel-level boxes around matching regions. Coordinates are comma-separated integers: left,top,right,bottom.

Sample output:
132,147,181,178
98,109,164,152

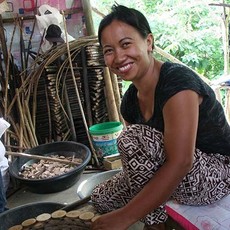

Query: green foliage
144,0,225,80
90,0,228,80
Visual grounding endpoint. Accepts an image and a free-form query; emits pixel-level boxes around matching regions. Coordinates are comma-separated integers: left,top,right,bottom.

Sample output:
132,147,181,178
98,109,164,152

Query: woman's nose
114,49,126,63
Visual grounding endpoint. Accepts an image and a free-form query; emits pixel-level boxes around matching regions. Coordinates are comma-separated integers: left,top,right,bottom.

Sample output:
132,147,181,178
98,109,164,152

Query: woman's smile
117,63,133,74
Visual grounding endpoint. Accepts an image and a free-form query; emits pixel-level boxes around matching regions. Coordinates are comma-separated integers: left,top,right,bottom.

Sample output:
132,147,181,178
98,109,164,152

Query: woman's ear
147,33,154,52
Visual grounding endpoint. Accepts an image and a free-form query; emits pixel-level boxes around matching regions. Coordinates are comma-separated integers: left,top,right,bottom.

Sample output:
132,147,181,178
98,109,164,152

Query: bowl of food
9,141,91,193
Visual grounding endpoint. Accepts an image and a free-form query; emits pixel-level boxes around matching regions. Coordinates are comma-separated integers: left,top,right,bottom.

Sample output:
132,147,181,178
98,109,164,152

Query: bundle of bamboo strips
1,33,122,165
5,37,97,142
0,8,123,168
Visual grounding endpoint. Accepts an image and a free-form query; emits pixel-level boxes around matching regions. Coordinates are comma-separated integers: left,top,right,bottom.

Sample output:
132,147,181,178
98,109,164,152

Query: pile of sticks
0,7,123,167
0,32,122,165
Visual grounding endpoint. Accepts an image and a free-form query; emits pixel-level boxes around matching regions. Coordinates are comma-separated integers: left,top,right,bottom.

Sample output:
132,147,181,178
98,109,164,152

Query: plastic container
89,121,123,159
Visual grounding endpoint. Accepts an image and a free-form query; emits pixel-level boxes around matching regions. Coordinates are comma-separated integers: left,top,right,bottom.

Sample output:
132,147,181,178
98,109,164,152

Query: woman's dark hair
98,4,154,48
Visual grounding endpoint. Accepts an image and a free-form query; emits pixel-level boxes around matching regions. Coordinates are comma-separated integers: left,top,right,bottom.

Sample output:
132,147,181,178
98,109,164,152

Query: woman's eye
103,49,112,55
122,42,130,48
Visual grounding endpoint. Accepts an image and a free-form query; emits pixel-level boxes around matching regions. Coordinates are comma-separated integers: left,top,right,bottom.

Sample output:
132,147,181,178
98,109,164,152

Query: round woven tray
8,204,100,230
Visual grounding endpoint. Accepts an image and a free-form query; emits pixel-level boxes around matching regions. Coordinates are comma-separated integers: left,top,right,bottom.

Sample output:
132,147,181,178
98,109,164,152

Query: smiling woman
89,4,230,230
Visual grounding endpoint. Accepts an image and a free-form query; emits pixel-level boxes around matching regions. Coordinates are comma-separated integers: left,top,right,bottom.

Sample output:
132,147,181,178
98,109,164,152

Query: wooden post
81,0,95,36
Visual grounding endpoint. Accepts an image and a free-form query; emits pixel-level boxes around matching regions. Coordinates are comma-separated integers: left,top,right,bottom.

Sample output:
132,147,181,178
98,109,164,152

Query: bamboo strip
4,35,101,155
24,103,38,146
63,84,77,141
5,151,82,166
15,89,24,148
81,46,93,126
39,78,52,143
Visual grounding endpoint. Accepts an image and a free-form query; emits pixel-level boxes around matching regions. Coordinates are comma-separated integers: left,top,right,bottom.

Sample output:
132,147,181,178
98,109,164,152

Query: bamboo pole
109,71,124,123
109,72,121,109
81,0,95,36
103,67,120,121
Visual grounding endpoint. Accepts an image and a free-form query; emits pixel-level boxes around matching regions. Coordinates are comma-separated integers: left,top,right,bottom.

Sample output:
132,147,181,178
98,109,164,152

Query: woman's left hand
91,208,132,230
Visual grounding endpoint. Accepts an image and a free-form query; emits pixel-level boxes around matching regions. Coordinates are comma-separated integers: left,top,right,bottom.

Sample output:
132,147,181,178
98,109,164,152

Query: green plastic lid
89,121,123,135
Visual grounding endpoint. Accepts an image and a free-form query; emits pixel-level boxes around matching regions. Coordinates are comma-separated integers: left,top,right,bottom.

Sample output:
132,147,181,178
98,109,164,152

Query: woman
91,4,230,230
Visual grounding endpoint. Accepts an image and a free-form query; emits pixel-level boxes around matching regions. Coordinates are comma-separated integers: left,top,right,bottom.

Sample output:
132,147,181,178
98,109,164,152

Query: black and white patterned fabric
91,125,230,225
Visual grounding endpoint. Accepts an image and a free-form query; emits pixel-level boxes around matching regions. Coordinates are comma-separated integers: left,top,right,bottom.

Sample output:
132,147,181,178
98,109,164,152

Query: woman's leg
91,125,168,225
92,124,230,226
173,149,230,205
118,125,167,225
91,170,130,212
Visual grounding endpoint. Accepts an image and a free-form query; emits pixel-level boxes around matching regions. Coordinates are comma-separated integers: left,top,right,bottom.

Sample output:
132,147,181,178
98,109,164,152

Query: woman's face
101,20,153,82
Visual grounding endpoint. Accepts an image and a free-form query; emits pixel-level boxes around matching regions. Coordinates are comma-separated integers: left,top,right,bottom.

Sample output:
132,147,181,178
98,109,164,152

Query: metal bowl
9,141,91,193
77,169,144,230
0,202,64,230
77,169,121,199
